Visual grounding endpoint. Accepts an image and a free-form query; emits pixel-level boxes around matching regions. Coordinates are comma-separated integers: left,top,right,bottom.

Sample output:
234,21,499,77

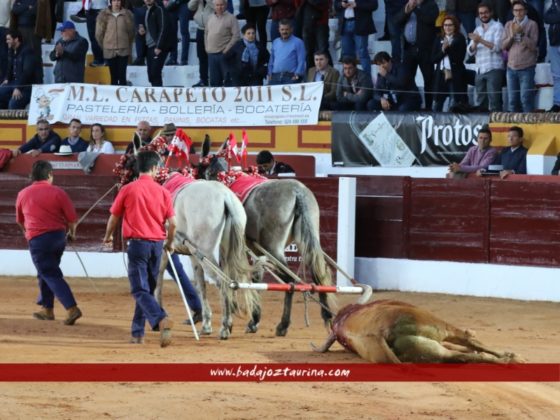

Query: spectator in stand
431,15,468,112
140,0,175,87
226,24,269,86
467,2,505,112
96,0,135,86
15,160,82,326
502,0,538,113
12,119,61,157
0,0,13,82
268,19,306,85
335,56,372,110
205,0,239,87
507,0,546,62
307,50,339,110
383,0,407,62
367,51,421,111
294,0,330,69
551,153,560,175
455,0,478,34
60,119,89,153
396,0,439,111
266,0,295,42
125,120,153,154
243,0,269,47
0,29,40,110
447,125,498,178
86,123,115,154
256,150,296,175
49,21,88,84
545,0,560,112
495,125,528,178
164,0,191,66
335,0,378,78
11,0,52,83
189,0,214,87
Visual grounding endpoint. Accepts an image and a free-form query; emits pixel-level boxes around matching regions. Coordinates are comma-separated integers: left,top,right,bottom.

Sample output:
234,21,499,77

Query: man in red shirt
103,151,177,347
15,160,82,325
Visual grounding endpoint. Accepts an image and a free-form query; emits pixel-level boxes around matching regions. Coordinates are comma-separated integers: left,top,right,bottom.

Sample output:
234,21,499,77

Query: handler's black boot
63,306,82,325
33,307,54,321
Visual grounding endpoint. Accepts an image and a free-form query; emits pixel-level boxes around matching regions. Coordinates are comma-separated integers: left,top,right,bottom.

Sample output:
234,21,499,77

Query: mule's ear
202,134,211,157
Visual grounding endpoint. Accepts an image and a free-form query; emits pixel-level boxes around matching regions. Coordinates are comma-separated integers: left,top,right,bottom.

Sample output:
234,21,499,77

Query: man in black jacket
0,29,39,110
140,0,175,86
225,24,269,86
368,51,421,111
396,0,439,110
49,21,89,83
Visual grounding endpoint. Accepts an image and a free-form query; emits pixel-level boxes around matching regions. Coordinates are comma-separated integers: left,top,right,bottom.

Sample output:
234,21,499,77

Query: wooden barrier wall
0,157,335,260
356,175,560,268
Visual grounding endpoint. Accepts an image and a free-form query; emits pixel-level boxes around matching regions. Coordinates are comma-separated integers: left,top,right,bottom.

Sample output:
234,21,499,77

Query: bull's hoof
275,324,288,337
245,321,259,334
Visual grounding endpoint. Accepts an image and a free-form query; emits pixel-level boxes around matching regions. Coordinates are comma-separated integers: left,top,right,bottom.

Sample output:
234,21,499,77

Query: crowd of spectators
1,0,560,113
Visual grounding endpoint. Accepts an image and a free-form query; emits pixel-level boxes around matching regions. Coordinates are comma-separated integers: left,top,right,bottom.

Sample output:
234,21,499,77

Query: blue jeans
475,68,504,111
29,230,77,310
456,11,476,35
0,82,31,109
168,3,191,63
549,46,560,106
166,253,202,313
87,9,104,63
208,52,229,87
133,6,147,62
341,20,371,77
386,16,403,62
506,66,536,112
127,239,167,338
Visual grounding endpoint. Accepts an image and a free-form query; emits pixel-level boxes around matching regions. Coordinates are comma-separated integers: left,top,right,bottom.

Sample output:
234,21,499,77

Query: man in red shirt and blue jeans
15,160,83,325
104,151,177,347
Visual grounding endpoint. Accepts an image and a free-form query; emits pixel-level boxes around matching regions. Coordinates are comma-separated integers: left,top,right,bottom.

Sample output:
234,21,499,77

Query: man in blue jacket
496,126,528,178
13,119,62,157
0,29,39,110
49,21,89,83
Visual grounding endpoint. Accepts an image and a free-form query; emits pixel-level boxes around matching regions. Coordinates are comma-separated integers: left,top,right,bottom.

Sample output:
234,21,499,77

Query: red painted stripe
0,364,557,382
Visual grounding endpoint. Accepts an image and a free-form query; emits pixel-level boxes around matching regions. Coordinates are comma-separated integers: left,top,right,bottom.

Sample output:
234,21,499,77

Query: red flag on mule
166,128,192,167
228,132,240,163
240,129,249,168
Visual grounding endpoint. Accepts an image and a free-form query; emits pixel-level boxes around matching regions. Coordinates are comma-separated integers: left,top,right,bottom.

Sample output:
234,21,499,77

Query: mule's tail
220,190,259,317
292,183,336,310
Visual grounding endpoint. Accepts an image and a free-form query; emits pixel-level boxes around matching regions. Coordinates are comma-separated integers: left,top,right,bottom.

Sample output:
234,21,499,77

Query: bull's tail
220,190,259,317
292,184,337,311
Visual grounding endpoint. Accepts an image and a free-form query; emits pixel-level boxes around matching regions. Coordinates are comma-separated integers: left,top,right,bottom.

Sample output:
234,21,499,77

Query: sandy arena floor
0,276,558,419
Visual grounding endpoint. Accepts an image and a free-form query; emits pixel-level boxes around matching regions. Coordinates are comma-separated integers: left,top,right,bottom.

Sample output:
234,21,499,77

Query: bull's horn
310,333,336,353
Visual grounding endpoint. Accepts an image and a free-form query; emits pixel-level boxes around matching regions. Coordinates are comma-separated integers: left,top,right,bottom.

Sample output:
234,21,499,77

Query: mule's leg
246,262,263,333
318,292,333,330
276,275,294,337
191,257,212,335
218,286,233,340
154,251,169,307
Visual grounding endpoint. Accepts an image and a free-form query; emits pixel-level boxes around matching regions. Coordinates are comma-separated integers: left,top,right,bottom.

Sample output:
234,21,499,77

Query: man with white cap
49,21,89,83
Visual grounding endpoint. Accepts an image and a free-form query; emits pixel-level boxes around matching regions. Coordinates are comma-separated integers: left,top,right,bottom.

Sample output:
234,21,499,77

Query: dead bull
312,300,524,363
